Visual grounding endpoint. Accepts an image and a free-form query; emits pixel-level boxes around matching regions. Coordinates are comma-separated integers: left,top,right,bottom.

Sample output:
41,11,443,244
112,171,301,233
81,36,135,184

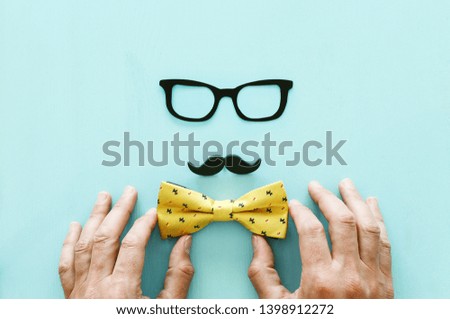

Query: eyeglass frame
159,79,293,122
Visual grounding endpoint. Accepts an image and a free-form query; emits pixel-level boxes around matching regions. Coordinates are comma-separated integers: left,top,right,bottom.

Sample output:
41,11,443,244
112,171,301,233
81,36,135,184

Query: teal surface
1,1,449,298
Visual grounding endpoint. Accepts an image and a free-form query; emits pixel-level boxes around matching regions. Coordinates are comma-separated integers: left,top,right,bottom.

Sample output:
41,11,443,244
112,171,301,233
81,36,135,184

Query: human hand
248,178,393,298
58,186,194,298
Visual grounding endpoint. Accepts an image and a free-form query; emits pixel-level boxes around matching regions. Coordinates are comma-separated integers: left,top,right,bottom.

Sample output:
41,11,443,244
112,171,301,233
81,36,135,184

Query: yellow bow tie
156,181,289,239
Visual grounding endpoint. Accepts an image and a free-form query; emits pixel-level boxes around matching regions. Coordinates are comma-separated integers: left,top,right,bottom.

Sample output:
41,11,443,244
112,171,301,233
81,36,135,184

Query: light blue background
1,1,449,298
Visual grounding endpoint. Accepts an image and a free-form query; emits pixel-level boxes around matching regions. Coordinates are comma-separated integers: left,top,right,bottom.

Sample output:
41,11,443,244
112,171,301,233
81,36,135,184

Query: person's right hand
58,186,194,299
248,178,394,298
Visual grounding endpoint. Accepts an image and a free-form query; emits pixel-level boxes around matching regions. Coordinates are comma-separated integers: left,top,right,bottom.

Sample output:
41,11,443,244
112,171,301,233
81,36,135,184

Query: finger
247,235,290,298
59,222,82,298
308,181,359,263
289,200,331,268
89,186,138,280
339,178,380,270
366,197,392,276
74,191,111,284
113,208,158,283
158,235,195,299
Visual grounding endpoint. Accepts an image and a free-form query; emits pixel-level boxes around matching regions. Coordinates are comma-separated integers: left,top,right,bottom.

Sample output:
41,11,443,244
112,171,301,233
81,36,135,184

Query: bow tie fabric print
156,181,289,239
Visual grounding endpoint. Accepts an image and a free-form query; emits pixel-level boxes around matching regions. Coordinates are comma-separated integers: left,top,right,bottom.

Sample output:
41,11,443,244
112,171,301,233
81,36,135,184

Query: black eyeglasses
159,79,293,122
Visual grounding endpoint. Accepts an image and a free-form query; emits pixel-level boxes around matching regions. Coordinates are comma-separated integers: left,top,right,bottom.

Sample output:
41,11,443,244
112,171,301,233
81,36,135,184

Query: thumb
158,235,195,299
248,235,290,298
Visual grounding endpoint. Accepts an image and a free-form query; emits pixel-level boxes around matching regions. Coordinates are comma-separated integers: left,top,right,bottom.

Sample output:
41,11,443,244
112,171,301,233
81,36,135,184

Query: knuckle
93,232,119,249
380,239,392,252
247,264,261,280
62,239,73,247
361,223,381,236
178,263,195,277
58,263,71,276
169,263,195,279
374,213,384,223
74,240,91,253
93,233,111,245
335,212,356,227
248,263,278,283
121,234,142,249
93,225,112,239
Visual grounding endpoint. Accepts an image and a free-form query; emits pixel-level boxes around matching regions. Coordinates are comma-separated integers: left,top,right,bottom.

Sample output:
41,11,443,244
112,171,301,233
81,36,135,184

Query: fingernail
341,178,355,188
146,207,156,216
251,235,259,248
69,222,79,229
309,180,322,189
97,191,108,203
367,196,378,204
124,185,135,194
290,199,301,206
184,235,192,255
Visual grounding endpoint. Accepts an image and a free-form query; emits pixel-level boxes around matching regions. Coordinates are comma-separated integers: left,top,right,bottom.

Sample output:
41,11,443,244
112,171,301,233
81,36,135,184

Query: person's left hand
58,186,194,298
247,179,393,299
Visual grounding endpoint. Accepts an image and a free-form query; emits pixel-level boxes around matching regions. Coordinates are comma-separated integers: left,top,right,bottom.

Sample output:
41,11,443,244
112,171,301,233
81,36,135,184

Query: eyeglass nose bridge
217,88,237,98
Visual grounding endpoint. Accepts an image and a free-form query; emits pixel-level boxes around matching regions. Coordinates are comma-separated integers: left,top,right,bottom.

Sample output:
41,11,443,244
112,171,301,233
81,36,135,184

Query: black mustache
188,155,261,176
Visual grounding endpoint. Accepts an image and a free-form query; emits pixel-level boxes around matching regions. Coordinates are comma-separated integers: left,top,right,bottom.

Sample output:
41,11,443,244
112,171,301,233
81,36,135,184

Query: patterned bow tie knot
157,181,289,239
211,200,235,222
